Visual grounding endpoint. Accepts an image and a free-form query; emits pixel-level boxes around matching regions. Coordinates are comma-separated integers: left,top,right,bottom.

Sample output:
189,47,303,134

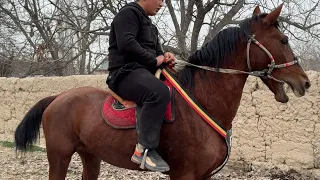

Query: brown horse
14,5,310,180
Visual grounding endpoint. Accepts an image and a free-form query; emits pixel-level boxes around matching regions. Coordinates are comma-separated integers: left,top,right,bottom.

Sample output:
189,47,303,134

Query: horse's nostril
305,81,311,89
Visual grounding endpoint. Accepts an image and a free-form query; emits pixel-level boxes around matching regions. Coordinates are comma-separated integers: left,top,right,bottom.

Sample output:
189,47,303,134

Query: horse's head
248,4,311,103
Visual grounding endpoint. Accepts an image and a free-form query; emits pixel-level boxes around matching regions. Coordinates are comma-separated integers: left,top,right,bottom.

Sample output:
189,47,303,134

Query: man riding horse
106,0,175,172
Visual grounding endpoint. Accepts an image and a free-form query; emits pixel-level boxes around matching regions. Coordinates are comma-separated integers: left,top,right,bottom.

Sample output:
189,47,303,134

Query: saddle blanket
101,80,175,129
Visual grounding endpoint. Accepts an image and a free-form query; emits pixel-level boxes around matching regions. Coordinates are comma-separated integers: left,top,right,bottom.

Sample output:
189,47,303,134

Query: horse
14,5,310,180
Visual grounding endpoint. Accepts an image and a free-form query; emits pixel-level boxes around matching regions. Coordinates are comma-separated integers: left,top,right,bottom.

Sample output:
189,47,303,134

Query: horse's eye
281,37,289,45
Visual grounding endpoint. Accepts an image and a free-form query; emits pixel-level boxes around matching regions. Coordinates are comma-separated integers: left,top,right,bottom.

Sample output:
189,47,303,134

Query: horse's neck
192,52,248,130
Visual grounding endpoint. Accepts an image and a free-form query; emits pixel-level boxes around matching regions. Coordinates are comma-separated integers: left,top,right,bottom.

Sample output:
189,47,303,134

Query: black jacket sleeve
113,8,157,67
153,25,164,57
156,36,164,57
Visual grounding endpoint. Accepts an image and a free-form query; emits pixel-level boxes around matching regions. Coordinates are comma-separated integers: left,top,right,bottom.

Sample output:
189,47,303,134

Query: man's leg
116,68,170,172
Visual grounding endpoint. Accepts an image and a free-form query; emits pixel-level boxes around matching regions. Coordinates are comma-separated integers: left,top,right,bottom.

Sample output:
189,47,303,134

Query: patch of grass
0,141,46,152
1,141,15,148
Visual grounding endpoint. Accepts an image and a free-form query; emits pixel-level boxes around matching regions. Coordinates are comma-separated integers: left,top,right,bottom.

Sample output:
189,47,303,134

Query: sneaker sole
131,156,141,165
144,163,170,172
131,156,170,172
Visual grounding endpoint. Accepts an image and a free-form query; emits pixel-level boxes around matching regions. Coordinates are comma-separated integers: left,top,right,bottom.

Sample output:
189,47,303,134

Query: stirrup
140,148,149,169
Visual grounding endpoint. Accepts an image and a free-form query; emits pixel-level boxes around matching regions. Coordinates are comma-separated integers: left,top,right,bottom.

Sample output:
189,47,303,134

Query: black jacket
107,2,164,73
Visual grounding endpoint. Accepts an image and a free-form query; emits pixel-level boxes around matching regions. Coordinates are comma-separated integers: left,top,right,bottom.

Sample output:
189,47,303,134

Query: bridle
246,34,300,82
174,34,301,83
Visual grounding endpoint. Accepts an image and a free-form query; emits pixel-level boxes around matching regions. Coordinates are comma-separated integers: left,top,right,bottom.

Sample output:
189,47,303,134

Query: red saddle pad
102,80,174,129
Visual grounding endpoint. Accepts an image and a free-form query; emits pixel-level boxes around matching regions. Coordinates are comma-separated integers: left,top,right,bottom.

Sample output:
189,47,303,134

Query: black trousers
115,68,170,149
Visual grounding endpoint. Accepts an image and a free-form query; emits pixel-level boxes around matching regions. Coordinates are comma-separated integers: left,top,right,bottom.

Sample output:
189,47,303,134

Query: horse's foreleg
78,151,101,180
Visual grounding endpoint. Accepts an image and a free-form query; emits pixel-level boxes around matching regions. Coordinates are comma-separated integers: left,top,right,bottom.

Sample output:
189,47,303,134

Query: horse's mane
178,13,279,88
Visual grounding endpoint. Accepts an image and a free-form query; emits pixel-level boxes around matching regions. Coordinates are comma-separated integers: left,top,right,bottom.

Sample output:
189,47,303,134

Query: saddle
101,79,175,129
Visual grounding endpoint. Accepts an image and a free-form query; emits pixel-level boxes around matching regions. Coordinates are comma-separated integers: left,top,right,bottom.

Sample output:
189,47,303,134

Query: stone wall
0,71,319,170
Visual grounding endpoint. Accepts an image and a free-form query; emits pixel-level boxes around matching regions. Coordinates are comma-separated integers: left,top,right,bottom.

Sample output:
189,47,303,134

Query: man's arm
154,26,164,57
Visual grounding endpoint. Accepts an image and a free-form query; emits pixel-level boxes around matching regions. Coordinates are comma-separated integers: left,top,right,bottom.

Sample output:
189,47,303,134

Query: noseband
174,35,301,83
246,35,300,82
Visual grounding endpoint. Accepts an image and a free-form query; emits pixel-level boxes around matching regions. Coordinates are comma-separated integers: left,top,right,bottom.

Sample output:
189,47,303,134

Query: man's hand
156,55,165,66
164,52,176,67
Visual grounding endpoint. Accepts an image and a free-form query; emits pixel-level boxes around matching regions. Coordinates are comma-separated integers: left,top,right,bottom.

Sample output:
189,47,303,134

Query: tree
0,0,319,77
0,0,112,76
296,42,320,71
155,0,320,64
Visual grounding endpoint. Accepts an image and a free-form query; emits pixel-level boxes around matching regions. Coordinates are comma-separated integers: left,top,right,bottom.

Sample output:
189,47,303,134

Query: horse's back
44,86,108,115
49,86,108,105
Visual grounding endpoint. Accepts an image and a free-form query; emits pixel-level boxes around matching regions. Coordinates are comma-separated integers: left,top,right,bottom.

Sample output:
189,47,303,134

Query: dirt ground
0,145,319,180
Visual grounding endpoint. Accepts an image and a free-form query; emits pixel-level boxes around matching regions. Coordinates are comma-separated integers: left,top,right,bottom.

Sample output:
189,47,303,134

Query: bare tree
0,0,319,77
156,0,247,58
295,42,320,71
0,0,112,76
0,10,34,77
155,0,320,65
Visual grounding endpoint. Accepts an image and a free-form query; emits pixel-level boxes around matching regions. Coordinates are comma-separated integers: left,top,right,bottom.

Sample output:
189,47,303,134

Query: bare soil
0,145,318,180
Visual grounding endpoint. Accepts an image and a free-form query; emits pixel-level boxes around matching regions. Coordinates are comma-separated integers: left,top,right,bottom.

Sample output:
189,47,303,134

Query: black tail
14,96,57,151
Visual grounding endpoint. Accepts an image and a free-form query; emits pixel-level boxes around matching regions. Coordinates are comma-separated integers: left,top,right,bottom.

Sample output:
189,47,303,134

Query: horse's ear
253,6,261,16
263,3,283,27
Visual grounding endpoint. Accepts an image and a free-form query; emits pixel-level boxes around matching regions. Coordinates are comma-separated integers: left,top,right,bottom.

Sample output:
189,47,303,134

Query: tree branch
203,0,245,45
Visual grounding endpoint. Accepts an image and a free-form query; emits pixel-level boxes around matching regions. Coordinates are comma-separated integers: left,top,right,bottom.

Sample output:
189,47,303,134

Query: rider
106,0,175,172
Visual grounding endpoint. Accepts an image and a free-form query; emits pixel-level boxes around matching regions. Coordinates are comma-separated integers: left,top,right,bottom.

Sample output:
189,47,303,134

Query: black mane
178,13,277,88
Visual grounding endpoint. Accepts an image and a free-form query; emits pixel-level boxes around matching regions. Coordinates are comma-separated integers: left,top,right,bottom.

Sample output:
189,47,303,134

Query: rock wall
0,71,319,169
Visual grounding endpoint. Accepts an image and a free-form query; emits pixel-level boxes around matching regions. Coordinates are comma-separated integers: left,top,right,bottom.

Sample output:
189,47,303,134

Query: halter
174,34,301,83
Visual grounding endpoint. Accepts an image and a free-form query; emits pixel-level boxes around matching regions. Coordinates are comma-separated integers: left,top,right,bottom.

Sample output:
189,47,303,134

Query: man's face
145,0,163,16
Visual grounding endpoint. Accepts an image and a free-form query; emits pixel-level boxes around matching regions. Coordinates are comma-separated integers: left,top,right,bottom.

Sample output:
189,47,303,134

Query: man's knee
157,83,170,103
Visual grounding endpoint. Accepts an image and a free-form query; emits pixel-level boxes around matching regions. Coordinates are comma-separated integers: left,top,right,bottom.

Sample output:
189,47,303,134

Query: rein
174,35,300,83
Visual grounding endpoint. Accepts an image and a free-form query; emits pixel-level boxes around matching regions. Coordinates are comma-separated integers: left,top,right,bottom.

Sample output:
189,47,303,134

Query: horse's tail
14,96,57,151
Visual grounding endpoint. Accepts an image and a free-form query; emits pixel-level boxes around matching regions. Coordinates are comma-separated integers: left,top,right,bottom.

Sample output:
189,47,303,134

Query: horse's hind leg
78,151,101,180
45,129,76,180
46,144,75,180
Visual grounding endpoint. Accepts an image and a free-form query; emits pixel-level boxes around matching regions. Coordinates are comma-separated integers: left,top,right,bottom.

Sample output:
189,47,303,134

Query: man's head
137,0,163,16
